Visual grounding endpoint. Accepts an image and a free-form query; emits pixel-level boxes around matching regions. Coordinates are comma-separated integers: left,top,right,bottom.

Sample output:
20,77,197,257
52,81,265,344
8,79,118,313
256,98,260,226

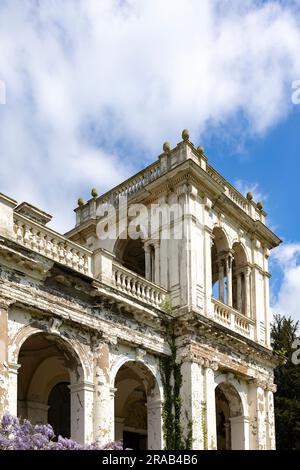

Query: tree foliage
271,314,300,450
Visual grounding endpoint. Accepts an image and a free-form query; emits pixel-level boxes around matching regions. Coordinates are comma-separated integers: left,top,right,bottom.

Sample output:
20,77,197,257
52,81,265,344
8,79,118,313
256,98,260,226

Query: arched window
232,243,251,316
115,238,146,277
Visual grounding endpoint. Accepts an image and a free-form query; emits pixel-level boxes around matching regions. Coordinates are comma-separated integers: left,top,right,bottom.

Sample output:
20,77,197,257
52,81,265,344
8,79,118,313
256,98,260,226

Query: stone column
204,361,218,450
8,362,20,417
0,302,9,418
202,193,214,315
93,338,116,446
248,379,268,450
237,272,242,312
144,243,152,281
180,359,205,449
244,266,251,317
265,384,276,450
153,240,160,285
225,252,233,307
147,396,163,450
69,380,94,444
230,415,250,450
218,262,225,303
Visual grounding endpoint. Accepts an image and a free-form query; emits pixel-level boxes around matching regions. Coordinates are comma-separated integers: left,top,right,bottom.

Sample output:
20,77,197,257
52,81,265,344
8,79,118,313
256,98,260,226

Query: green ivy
201,401,208,450
159,325,193,450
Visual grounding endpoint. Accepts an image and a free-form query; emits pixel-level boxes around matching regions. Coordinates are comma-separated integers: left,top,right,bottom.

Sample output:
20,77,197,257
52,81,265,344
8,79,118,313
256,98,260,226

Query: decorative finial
182,129,189,141
197,145,204,156
78,197,84,207
257,201,263,211
163,142,171,154
246,192,253,201
91,188,98,198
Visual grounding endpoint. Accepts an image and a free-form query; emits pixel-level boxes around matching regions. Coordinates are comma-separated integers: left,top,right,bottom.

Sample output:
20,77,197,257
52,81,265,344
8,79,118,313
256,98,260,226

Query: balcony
11,212,167,311
112,262,167,309
212,297,255,340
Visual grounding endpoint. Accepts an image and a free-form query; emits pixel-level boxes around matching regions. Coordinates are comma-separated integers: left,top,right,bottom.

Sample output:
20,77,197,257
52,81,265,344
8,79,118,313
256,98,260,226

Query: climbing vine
201,401,208,450
159,302,193,450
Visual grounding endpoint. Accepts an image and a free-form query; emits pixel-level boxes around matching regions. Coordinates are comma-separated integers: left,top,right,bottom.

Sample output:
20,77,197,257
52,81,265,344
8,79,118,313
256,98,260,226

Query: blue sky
0,0,300,321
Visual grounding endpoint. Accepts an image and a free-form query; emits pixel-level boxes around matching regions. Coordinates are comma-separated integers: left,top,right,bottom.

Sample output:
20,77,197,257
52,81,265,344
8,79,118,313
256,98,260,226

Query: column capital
0,298,13,310
110,386,117,397
146,398,162,411
248,376,275,391
202,358,219,371
69,381,94,393
245,266,252,277
8,362,21,375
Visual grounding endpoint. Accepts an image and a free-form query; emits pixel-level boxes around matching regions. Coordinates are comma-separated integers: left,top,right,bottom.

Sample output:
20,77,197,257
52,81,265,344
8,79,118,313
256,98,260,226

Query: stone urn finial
257,201,263,211
163,142,171,154
246,192,253,201
182,129,189,141
197,145,204,156
91,187,98,198
78,197,84,207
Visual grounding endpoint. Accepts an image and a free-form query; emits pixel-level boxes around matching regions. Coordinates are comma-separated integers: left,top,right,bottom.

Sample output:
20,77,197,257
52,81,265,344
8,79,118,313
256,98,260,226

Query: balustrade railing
112,262,167,309
212,297,255,339
13,213,92,275
98,161,161,207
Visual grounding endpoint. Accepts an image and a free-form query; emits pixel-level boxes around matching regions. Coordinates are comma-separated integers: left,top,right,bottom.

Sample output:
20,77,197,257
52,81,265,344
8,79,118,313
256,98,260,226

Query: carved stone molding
136,347,147,362
48,317,63,334
248,377,277,392
101,331,118,346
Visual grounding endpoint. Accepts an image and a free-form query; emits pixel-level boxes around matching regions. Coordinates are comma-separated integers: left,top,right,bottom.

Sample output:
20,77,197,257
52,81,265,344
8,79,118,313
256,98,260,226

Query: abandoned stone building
0,130,281,450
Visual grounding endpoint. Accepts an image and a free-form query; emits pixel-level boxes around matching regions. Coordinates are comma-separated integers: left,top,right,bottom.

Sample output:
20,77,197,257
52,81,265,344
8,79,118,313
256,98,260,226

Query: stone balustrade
212,297,255,340
110,161,161,206
112,262,167,309
13,213,92,275
207,165,250,214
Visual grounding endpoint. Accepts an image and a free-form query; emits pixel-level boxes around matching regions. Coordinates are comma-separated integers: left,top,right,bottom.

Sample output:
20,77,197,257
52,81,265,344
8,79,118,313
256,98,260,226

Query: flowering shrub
0,411,123,450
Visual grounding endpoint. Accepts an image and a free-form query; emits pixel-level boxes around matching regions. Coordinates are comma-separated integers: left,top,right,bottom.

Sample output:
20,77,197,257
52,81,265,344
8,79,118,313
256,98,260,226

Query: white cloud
0,0,300,231
271,243,300,322
235,180,268,204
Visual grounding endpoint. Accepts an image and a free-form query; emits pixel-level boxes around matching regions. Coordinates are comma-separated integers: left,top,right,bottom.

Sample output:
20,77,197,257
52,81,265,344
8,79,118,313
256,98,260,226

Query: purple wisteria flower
0,411,123,450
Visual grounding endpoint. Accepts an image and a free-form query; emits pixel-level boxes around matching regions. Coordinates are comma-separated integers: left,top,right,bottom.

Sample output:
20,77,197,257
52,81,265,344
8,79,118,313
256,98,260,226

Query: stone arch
212,226,230,252
14,328,92,444
232,241,249,268
9,322,92,382
112,357,162,450
231,242,251,315
110,354,163,393
211,226,231,303
214,374,249,450
113,236,146,277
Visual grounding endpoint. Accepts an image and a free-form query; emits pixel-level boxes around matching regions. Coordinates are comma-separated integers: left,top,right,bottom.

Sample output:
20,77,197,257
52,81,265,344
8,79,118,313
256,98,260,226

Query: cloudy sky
0,0,300,321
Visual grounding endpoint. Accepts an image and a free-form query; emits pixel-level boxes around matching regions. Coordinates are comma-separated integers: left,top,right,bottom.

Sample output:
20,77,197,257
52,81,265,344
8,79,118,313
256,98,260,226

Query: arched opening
115,238,145,277
215,382,245,450
211,228,229,304
114,361,162,450
17,332,84,441
232,243,251,316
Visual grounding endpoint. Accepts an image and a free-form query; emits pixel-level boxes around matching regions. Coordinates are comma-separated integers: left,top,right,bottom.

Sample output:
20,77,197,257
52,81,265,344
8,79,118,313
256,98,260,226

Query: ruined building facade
0,131,281,449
